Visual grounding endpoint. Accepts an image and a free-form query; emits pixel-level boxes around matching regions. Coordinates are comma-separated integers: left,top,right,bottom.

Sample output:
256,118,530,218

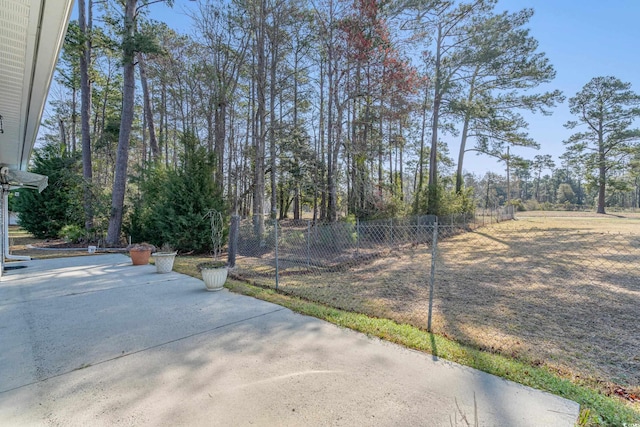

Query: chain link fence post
427,218,439,332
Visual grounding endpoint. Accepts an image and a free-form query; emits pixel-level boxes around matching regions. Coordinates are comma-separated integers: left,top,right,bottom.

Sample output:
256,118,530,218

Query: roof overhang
0,0,75,184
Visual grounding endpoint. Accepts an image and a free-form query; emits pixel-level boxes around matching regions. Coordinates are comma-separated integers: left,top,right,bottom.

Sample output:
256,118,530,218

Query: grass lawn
433,214,640,395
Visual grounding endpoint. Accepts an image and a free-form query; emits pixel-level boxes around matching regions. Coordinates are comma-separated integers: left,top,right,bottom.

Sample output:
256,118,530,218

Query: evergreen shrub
127,133,226,253
59,224,84,242
14,144,84,239
415,182,476,219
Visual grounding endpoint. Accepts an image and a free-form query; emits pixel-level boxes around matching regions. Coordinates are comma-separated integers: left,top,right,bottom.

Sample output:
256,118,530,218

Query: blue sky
81,0,640,177
475,0,640,176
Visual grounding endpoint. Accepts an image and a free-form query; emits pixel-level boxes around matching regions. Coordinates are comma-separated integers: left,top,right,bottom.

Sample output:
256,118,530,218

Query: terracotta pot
130,249,151,265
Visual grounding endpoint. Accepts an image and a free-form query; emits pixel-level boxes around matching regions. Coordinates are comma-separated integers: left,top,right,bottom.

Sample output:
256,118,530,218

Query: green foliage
523,199,540,211
14,144,84,239
510,199,526,212
564,76,640,213
416,183,475,219
356,189,407,221
343,214,357,226
126,133,226,253
7,192,17,212
59,224,85,243
556,183,576,204
438,187,476,217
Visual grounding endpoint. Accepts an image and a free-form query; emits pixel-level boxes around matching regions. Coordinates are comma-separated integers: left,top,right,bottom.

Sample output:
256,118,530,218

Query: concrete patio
0,254,579,426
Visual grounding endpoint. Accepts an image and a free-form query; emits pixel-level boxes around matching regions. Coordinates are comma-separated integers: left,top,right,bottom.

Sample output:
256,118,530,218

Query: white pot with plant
152,243,177,274
198,209,228,291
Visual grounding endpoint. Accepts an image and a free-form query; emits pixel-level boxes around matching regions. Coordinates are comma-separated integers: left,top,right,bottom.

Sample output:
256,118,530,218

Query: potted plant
198,209,228,291
152,243,177,274
127,242,155,265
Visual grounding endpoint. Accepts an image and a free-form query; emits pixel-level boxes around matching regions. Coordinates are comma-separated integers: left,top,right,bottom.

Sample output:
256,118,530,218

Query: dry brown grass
233,213,640,401
433,215,640,396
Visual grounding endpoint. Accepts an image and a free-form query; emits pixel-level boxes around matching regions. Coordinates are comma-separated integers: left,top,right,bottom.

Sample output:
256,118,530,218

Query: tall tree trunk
327,51,341,222
106,0,137,245
253,0,267,237
427,23,442,216
99,62,111,140
455,68,478,194
348,97,356,215
293,47,301,221
214,102,226,185
138,53,159,161
378,71,385,197
399,120,404,200
388,121,393,189
206,100,214,153
597,122,606,214
329,95,343,222
506,146,511,206
228,105,235,209
316,57,326,222
141,101,147,163
162,84,169,168
71,87,77,153
326,54,334,222
58,119,66,149
413,85,428,214
269,36,278,219
78,0,93,232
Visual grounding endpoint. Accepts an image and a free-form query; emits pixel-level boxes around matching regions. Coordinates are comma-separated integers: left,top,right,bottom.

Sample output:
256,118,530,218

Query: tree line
28,0,640,246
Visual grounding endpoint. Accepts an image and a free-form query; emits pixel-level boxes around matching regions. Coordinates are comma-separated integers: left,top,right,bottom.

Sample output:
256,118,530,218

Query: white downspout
3,189,30,261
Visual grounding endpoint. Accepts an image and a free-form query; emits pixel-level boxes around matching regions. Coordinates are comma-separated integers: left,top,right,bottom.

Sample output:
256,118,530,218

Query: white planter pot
201,267,228,291
152,252,177,274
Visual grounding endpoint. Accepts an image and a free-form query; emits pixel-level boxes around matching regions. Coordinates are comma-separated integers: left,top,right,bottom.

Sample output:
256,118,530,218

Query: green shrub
59,224,84,243
126,132,226,253
14,143,84,238
510,199,526,211
523,199,540,211
414,183,475,219
438,187,476,217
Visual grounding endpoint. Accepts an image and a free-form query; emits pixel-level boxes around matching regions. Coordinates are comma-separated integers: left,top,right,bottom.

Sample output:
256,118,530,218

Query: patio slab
0,255,579,426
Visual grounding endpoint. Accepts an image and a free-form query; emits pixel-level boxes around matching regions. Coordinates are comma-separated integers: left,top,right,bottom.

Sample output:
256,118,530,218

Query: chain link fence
227,208,640,390
229,206,515,328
